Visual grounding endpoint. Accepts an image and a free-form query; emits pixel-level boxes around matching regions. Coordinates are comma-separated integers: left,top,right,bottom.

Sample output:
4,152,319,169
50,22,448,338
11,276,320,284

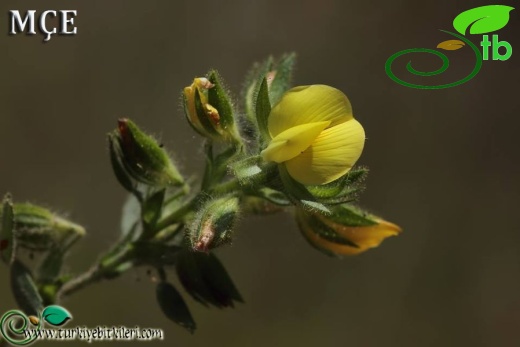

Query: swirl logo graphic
385,5,514,89
0,306,71,345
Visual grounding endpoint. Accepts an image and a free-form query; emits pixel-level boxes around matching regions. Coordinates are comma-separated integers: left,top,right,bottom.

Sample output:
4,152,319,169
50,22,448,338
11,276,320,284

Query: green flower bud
1,203,86,251
110,118,184,187
183,72,241,143
189,195,240,252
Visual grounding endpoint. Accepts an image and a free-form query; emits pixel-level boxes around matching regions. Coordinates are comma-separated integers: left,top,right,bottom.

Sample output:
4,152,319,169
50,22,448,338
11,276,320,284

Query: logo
0,306,163,345
1,305,72,345
385,5,514,89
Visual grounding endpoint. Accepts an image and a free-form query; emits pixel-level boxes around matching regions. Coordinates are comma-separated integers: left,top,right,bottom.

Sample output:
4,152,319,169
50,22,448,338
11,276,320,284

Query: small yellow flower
296,207,401,256
261,85,365,185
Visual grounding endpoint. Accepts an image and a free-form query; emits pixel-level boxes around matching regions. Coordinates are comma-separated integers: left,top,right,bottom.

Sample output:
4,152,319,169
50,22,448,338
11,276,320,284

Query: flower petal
261,121,330,163
285,119,365,185
320,217,402,250
268,85,353,137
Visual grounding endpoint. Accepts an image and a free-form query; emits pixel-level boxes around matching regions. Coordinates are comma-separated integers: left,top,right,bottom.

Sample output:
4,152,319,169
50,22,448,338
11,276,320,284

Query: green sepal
142,189,166,233
207,70,236,132
300,210,359,248
255,77,271,142
116,119,184,187
250,187,291,207
175,251,222,308
189,195,240,252
277,165,331,214
10,259,44,315
296,216,341,258
1,203,85,252
328,204,378,227
268,53,296,105
231,156,277,187
305,167,368,204
243,56,273,123
194,88,220,138
197,253,243,305
108,133,142,201
1,193,16,265
37,246,65,283
156,281,196,333
175,251,243,308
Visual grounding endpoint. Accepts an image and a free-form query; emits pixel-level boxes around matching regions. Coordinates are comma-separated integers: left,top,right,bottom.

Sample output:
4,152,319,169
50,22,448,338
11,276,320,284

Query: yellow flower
261,85,365,185
296,207,401,256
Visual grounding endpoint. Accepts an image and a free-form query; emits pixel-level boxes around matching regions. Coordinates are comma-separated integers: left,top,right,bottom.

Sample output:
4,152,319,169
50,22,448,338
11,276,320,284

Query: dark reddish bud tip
0,239,9,251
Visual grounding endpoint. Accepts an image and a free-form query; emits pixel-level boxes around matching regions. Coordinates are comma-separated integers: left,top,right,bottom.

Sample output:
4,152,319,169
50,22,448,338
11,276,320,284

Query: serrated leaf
156,282,196,333
256,77,271,142
437,39,465,51
1,194,15,265
453,5,514,35
42,305,72,326
10,260,44,315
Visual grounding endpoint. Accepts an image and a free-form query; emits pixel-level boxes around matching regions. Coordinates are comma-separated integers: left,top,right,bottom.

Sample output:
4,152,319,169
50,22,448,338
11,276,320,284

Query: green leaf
453,5,514,35
156,282,196,333
255,77,272,142
10,260,44,315
1,193,15,265
269,53,296,105
42,305,72,326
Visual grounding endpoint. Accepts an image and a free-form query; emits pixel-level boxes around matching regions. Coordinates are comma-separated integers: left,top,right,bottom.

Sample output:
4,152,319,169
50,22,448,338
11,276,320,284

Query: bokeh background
1,1,519,346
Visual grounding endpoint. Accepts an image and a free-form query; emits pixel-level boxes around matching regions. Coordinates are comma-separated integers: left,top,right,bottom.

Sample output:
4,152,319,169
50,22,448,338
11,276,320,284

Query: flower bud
296,205,401,256
110,118,184,187
183,72,240,143
189,195,240,252
1,203,85,251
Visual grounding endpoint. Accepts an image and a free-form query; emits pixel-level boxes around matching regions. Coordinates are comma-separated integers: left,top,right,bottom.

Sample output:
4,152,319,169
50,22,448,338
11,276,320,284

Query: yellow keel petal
285,119,365,185
261,121,330,163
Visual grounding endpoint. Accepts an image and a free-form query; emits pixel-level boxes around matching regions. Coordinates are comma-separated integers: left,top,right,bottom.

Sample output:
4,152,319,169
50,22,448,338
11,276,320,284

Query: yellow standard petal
261,121,330,163
268,85,353,138
285,119,365,185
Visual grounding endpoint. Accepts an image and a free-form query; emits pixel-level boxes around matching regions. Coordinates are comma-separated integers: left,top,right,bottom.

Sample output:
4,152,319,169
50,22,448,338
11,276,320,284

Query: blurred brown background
1,1,519,346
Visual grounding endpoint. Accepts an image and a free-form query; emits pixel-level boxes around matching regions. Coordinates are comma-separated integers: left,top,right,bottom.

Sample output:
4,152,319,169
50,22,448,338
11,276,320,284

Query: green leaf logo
453,5,514,35
42,305,72,326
